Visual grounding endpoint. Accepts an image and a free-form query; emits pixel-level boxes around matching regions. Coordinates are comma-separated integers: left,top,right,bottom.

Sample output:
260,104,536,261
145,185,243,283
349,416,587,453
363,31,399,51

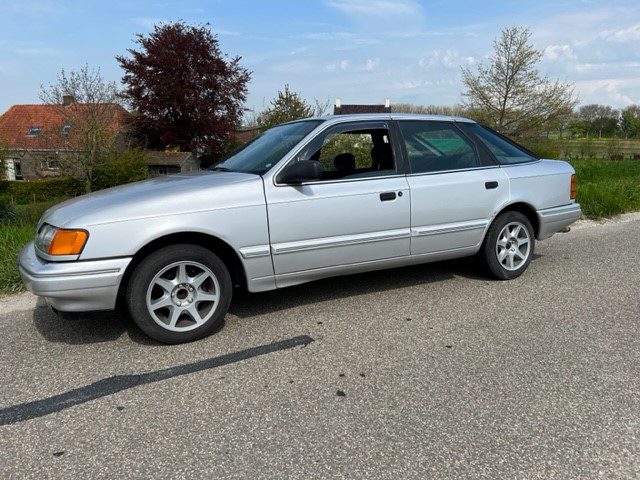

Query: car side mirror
278,160,322,184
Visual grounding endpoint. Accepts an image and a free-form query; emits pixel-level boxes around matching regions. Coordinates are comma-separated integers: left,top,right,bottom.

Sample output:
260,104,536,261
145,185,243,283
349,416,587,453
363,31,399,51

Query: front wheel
126,244,232,344
481,211,535,280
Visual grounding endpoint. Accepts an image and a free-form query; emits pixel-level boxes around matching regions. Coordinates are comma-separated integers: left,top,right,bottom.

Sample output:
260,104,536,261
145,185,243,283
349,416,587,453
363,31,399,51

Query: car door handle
485,181,499,190
380,192,396,201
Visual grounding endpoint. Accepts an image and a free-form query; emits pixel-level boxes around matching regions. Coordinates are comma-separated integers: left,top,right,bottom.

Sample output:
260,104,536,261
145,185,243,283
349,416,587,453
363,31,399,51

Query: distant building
333,98,391,115
231,125,261,145
144,151,200,177
0,98,129,181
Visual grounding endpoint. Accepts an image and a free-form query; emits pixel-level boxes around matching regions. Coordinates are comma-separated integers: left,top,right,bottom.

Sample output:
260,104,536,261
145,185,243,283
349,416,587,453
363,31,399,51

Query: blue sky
1,0,640,115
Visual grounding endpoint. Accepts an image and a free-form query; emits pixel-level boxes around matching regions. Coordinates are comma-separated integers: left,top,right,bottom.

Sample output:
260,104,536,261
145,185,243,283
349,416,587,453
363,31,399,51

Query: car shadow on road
229,256,494,319
32,306,158,346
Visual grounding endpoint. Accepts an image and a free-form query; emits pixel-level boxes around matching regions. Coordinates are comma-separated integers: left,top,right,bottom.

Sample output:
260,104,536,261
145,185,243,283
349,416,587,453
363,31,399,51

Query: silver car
19,114,581,343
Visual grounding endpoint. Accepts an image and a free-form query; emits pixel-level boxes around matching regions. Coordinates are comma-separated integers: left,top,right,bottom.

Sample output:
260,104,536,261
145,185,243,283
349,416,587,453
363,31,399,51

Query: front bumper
537,203,582,240
18,241,132,312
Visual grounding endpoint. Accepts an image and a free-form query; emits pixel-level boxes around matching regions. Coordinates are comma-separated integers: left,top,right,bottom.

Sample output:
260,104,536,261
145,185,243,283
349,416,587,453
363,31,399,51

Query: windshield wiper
211,166,235,172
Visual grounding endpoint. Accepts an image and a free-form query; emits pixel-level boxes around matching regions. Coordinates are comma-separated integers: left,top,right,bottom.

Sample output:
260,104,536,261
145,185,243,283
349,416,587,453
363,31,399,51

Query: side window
466,124,536,164
298,124,396,181
398,121,479,174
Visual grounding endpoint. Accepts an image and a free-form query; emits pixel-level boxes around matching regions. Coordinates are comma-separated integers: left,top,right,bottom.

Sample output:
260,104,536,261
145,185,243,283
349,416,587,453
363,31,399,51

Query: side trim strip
271,228,411,255
411,220,488,237
24,267,122,279
238,245,271,259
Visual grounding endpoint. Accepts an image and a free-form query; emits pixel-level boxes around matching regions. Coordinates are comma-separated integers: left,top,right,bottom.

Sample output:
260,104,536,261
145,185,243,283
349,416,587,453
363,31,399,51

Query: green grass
0,225,37,294
569,159,640,219
0,200,59,295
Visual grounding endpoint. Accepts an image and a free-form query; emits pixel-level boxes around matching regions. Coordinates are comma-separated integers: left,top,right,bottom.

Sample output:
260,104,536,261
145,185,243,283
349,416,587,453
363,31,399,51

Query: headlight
35,224,89,256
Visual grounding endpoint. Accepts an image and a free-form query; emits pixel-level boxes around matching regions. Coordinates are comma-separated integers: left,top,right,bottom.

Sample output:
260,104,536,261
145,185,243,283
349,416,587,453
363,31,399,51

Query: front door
264,121,411,285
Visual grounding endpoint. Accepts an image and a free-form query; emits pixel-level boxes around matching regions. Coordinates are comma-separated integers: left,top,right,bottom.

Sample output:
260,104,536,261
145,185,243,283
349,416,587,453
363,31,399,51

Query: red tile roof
0,103,130,149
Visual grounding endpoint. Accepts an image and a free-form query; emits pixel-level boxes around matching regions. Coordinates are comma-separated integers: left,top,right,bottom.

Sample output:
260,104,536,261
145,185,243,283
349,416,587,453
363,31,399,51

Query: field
1,158,639,295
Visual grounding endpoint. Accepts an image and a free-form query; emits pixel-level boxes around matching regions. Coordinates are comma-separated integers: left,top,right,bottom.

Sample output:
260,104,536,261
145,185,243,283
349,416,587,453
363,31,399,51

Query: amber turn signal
48,229,89,255
570,174,576,200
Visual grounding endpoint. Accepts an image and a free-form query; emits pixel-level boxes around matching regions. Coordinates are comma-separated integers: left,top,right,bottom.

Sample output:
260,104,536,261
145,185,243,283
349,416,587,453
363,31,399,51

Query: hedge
0,177,85,204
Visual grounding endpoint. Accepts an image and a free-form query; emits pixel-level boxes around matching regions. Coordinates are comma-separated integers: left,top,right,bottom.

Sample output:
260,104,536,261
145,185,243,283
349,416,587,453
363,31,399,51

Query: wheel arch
492,202,540,238
117,232,247,305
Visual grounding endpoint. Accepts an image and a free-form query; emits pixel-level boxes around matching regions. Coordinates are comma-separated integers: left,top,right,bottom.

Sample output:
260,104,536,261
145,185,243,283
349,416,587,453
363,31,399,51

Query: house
231,125,261,145
144,151,200,177
333,98,391,115
0,97,130,180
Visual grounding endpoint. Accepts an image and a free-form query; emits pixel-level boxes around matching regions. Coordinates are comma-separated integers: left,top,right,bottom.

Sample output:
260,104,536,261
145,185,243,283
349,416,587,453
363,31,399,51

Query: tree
256,85,321,130
91,149,149,191
461,26,577,136
40,65,124,192
392,103,469,116
620,105,640,138
578,104,619,138
117,21,251,163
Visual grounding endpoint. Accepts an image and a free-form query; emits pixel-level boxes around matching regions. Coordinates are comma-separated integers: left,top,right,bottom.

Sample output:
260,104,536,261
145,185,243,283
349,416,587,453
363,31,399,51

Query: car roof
308,113,477,123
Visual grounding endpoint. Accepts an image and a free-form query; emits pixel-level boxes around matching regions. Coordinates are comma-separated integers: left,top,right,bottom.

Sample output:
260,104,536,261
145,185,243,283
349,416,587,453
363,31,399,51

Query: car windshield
214,120,323,175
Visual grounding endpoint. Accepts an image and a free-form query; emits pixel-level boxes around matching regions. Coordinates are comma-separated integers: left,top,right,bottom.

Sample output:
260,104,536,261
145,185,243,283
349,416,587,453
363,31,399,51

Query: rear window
467,124,537,165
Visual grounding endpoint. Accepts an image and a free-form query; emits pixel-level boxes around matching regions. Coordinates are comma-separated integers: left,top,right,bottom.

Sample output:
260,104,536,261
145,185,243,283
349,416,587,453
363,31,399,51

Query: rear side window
398,121,479,174
466,124,537,165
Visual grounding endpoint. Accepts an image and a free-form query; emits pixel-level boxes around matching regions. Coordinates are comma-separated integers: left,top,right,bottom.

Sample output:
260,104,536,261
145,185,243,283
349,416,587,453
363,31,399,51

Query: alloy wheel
495,221,531,271
145,261,220,332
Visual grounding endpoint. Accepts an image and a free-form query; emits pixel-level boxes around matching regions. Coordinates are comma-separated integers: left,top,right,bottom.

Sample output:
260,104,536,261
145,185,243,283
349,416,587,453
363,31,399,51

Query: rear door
398,120,509,255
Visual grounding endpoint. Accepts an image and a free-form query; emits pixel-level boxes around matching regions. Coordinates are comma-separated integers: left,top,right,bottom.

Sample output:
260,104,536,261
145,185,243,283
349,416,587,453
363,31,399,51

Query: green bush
0,200,18,224
0,177,84,204
92,149,149,191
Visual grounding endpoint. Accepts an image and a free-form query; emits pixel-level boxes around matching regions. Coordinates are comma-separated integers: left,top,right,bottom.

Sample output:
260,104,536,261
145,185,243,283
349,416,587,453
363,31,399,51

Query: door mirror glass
278,160,322,184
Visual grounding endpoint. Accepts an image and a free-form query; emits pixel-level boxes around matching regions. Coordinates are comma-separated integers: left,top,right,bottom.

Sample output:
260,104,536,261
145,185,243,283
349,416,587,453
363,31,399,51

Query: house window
158,167,168,175
61,124,71,135
26,126,42,137
41,157,61,170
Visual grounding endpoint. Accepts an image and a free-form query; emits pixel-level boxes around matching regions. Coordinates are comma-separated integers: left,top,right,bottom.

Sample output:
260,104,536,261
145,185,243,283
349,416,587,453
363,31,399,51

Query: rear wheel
481,211,535,280
126,244,232,344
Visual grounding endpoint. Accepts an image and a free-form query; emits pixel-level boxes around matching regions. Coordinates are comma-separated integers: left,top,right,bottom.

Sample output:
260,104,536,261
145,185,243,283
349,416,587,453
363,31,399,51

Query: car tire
126,244,232,344
481,211,535,280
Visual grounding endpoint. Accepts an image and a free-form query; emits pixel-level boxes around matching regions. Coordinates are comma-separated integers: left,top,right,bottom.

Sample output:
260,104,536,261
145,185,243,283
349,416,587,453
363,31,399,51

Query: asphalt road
1,216,639,479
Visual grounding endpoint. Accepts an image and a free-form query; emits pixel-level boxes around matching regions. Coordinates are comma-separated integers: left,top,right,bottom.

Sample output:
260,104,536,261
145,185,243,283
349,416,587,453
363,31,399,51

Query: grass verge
569,159,640,219
0,200,59,295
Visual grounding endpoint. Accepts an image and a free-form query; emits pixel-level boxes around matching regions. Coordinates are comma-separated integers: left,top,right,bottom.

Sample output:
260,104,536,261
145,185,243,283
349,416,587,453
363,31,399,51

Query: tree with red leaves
117,22,251,163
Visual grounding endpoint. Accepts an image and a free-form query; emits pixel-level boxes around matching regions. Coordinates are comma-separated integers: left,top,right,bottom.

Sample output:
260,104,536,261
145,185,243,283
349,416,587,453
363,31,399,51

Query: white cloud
340,59,350,71
543,44,577,61
600,23,640,42
575,78,639,106
365,58,380,71
418,49,473,69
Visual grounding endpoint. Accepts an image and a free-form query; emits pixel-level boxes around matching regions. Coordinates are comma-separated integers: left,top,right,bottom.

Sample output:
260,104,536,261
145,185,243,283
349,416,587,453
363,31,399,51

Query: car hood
41,171,265,228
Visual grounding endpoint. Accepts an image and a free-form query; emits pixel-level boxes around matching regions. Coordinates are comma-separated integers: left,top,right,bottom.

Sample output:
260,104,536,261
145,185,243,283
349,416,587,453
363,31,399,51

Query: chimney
335,98,342,108
62,95,75,106
384,98,390,108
